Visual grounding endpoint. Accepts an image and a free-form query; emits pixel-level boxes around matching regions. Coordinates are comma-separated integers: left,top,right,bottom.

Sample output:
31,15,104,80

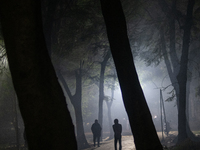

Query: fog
77,60,180,143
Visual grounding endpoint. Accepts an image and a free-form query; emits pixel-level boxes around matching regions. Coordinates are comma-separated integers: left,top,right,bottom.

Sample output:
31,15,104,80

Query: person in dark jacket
91,119,102,147
113,119,122,150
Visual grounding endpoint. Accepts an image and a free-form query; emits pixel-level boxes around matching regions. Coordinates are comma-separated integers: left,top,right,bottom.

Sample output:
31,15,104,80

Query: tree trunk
106,72,115,140
177,0,195,143
0,1,77,149
106,101,113,139
98,51,110,137
74,101,89,149
56,65,90,149
100,0,163,149
74,69,90,149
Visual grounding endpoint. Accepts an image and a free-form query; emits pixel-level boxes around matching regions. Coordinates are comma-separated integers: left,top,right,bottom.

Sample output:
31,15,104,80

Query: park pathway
83,131,178,150
83,135,135,150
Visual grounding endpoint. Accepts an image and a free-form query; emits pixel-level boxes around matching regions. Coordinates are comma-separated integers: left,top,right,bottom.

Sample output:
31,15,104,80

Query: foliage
56,0,105,58
129,0,200,99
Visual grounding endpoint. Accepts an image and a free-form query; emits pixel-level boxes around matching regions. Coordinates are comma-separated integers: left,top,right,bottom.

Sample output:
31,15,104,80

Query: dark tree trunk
100,0,163,149
106,101,113,139
0,1,77,149
98,51,110,135
56,63,90,149
177,0,195,143
106,70,116,140
168,1,180,100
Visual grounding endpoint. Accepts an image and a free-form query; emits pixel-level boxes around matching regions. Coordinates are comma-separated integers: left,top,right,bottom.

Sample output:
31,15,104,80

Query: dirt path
83,135,135,150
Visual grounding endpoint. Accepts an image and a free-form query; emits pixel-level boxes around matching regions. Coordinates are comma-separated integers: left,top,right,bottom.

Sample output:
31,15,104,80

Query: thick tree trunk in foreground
0,1,77,149
177,0,195,143
100,0,163,149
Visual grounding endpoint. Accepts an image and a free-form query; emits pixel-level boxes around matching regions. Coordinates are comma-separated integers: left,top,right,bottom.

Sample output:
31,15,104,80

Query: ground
1,131,200,149
83,131,200,150
83,135,135,150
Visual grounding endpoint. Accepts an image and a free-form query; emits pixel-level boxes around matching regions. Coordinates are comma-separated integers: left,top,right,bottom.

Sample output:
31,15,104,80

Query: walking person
91,119,102,147
113,119,122,150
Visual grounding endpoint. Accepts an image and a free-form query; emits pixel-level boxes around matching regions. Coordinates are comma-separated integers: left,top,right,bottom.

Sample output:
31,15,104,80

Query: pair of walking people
91,119,122,150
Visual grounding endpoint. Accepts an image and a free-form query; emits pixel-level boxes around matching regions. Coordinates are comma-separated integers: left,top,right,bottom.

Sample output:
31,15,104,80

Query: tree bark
177,0,195,143
100,0,163,149
0,0,77,149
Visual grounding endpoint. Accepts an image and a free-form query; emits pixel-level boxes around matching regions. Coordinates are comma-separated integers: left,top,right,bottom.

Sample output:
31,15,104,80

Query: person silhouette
91,119,102,147
113,119,122,150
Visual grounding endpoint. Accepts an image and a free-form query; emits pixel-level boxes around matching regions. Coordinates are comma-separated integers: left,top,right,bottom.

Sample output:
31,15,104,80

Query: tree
132,0,199,143
176,0,195,143
145,0,196,142
100,0,163,149
57,62,90,149
54,0,114,141
0,0,77,149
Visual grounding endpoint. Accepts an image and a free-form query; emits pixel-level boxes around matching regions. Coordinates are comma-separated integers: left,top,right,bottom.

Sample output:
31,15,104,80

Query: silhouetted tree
100,0,163,149
177,0,195,143
158,0,195,142
134,0,198,143
57,62,90,149
0,0,77,149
